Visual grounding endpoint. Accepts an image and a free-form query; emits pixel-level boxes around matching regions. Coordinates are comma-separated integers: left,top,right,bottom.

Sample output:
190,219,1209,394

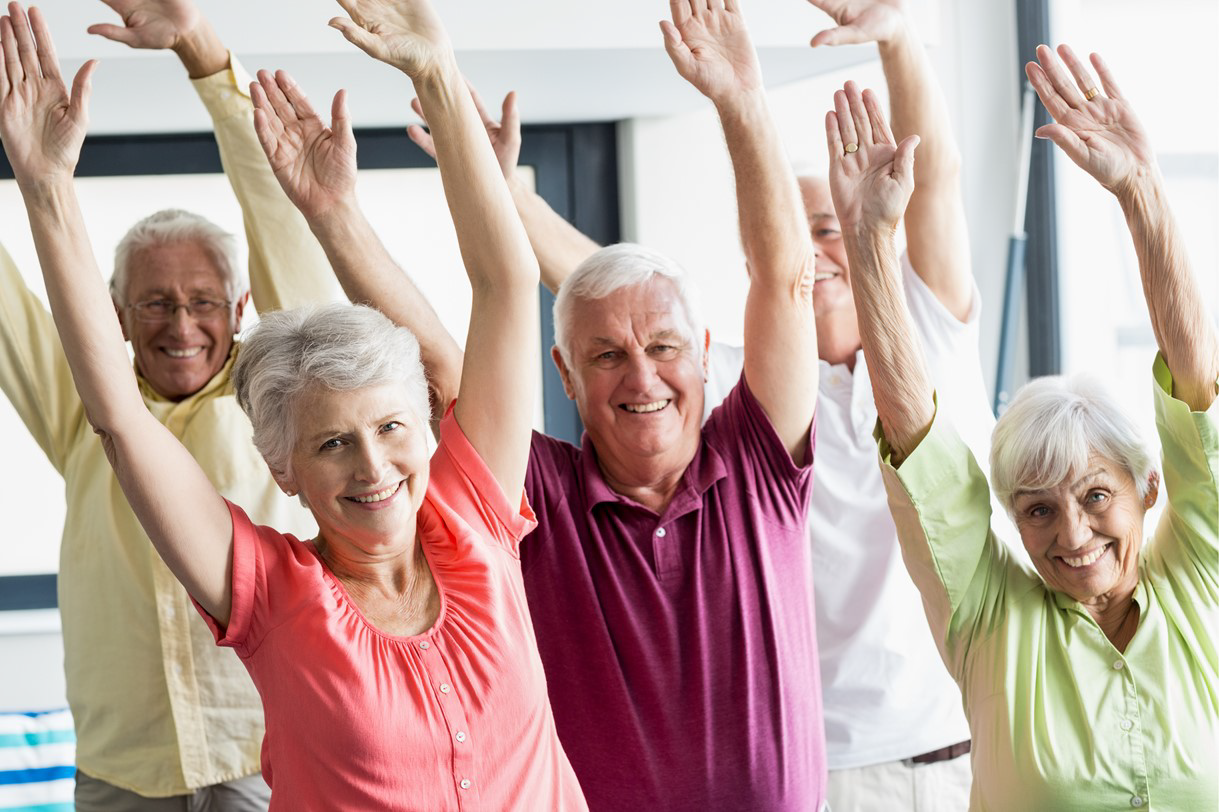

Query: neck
594,443,698,515
1082,585,1141,652
317,526,425,596
816,310,862,371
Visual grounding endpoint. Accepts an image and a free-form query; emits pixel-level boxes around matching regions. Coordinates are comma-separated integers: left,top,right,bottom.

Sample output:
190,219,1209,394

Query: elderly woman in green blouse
821,47,1218,810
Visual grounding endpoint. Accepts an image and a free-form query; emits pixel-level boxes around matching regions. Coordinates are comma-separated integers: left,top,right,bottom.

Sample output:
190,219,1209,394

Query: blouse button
1130,796,1144,807
1120,720,1133,731
460,779,472,790
439,683,451,694
456,731,467,743
419,641,430,651
1112,660,1125,671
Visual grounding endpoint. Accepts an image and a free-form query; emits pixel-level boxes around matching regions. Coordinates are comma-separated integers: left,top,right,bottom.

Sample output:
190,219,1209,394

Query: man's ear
232,290,252,333
1143,470,1160,510
551,345,577,401
702,328,711,382
113,298,130,342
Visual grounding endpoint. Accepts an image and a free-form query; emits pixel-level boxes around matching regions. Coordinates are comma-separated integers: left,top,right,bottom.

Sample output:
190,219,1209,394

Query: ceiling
38,0,888,134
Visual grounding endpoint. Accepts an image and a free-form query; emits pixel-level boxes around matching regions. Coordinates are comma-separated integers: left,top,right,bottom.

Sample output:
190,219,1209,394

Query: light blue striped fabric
0,710,74,812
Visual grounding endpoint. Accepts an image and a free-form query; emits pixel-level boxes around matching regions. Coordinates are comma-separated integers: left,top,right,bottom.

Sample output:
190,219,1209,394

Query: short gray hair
232,303,431,475
110,209,245,304
553,243,704,365
990,374,1157,514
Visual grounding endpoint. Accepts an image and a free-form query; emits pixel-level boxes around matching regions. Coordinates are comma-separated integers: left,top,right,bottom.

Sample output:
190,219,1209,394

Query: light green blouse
879,357,1218,811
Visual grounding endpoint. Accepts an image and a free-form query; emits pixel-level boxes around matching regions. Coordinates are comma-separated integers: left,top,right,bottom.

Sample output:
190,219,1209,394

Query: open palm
661,0,762,103
87,0,200,51
252,71,356,222
807,0,905,47
825,83,917,231
331,0,451,79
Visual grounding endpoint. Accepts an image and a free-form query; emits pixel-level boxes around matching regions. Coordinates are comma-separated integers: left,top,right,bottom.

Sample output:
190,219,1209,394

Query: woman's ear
1143,470,1160,510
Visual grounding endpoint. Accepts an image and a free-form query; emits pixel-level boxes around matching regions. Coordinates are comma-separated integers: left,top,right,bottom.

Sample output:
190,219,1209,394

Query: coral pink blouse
197,410,587,811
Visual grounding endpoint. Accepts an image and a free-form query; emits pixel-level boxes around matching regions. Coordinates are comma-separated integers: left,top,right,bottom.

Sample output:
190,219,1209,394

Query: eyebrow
1014,467,1109,499
304,412,405,444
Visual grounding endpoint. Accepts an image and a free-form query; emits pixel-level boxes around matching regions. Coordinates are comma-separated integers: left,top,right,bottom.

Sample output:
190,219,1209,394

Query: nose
622,353,660,394
1061,504,1093,549
354,441,389,484
165,304,197,336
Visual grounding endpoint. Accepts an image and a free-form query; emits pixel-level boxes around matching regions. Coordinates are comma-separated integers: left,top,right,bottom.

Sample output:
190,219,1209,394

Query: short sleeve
192,500,278,656
429,405,538,557
705,373,814,529
877,405,1017,680
1151,354,1219,585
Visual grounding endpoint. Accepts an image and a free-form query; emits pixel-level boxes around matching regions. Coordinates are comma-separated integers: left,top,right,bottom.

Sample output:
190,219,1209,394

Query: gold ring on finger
844,142,858,154
1084,86,1100,101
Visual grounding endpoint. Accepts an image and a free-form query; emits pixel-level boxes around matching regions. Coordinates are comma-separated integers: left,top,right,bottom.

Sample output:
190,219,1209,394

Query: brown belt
908,740,971,765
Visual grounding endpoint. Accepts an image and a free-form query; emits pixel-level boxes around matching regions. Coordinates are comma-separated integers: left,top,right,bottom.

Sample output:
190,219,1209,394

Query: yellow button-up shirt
0,56,337,797
879,359,1218,810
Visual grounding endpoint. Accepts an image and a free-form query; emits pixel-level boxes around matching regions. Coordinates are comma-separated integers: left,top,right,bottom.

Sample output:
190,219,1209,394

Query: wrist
172,22,228,79
1112,164,1165,211
18,174,77,210
307,197,364,237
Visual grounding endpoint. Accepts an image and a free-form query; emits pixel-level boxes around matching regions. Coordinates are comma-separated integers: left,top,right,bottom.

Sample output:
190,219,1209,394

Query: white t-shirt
705,255,1000,769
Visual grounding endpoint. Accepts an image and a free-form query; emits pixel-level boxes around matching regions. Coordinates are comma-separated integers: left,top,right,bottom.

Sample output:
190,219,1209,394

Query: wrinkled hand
825,81,918,232
0,4,97,186
329,0,453,80
1026,44,1155,194
408,84,520,178
660,0,762,104
86,0,200,51
807,0,906,47
251,70,357,223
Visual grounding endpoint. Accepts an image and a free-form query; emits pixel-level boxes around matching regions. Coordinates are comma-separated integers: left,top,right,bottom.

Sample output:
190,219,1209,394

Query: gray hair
552,243,704,365
990,374,1157,514
110,209,245,304
232,303,431,475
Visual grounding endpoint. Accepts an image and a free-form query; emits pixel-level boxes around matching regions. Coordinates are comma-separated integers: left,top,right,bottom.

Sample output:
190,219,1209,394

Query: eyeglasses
127,298,232,323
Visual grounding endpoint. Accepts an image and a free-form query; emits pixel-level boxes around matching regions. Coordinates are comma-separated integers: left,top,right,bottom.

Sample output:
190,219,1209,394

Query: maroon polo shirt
521,376,826,812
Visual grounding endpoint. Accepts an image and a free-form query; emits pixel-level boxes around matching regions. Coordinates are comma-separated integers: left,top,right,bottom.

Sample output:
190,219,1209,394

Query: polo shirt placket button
656,527,666,538
460,779,472,790
1112,660,1125,671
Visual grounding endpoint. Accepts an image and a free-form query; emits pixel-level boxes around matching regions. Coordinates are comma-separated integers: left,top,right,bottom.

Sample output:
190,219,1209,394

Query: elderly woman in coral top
0,0,585,808
821,50,1217,810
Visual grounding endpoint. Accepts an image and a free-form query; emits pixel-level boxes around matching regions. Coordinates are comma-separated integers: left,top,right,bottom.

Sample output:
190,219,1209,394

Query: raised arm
826,82,930,462
407,87,600,293
250,70,463,428
808,0,971,319
328,0,540,498
1027,45,1218,411
662,0,817,461
0,3,234,621
89,0,339,313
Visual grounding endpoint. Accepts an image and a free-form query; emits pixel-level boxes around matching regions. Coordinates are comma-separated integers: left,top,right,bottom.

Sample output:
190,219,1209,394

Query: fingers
862,87,894,146
893,134,919,181
85,23,138,46
255,68,300,128
406,124,437,159
844,80,872,147
1034,121,1087,164
1024,60,1071,123
1035,43,1084,110
26,7,59,82
833,88,858,152
8,3,40,81
330,87,354,146
275,69,319,123
1090,52,1122,100
328,16,380,59
824,109,843,162
249,82,284,158
659,19,690,70
668,0,691,29
1057,44,1100,101
500,90,520,138
409,96,429,127
1,15,18,92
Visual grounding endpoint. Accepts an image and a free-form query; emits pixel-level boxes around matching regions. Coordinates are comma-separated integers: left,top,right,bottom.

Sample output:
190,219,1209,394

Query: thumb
406,124,437,160
659,20,691,71
810,25,865,47
893,134,919,181
331,88,354,146
501,91,520,136
69,60,99,122
329,17,382,59
85,23,139,47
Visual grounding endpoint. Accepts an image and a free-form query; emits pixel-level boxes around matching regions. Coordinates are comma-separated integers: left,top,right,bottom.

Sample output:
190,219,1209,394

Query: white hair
110,209,245,305
231,303,431,475
552,243,704,365
990,374,1157,514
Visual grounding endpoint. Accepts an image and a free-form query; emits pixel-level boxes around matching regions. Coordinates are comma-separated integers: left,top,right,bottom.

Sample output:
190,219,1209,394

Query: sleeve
0,242,85,471
706,373,814,529
193,500,276,655
702,341,745,424
430,404,538,557
191,54,341,313
1150,353,1219,588
877,404,1018,681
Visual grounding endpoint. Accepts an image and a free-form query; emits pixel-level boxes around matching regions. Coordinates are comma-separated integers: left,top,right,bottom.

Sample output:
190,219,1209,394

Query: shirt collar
579,430,729,519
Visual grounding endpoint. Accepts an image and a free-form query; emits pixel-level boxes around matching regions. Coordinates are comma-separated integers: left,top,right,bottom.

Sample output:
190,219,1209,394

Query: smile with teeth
621,400,670,414
348,481,402,504
1060,544,1109,569
163,347,204,359
813,271,838,282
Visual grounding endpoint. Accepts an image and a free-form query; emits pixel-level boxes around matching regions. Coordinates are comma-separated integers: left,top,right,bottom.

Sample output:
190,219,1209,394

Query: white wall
619,0,1021,392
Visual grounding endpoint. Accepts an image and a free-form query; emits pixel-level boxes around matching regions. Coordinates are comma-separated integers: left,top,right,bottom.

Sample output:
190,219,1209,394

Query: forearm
509,174,600,293
717,89,814,292
1118,173,1219,410
19,179,145,432
308,202,463,411
846,226,935,461
879,22,960,188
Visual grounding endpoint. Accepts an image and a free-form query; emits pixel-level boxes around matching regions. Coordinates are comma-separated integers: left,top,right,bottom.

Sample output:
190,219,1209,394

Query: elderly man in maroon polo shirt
245,1,823,809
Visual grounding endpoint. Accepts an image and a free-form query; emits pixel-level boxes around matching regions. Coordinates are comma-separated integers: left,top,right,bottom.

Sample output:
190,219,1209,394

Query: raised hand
407,85,521,178
660,0,762,105
87,0,199,51
329,0,453,80
825,81,918,233
1026,44,1155,194
0,3,98,187
807,0,906,47
251,70,357,223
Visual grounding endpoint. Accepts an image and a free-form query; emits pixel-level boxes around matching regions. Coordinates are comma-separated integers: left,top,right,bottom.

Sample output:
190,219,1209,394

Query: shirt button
1112,660,1125,671
655,528,667,538
460,779,472,790
439,683,451,694
1120,720,1133,731
1130,796,1144,807
419,641,430,650
455,731,467,743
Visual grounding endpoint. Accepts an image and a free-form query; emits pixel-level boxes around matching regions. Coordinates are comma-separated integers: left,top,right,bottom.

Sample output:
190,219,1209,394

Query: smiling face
552,277,706,484
280,382,430,557
117,240,247,401
1012,456,1157,605
800,176,856,322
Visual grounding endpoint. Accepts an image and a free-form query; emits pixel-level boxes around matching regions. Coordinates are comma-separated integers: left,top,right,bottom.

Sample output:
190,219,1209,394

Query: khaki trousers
75,770,271,812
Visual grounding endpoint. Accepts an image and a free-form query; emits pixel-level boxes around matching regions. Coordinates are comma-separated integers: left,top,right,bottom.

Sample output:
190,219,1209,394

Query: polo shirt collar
578,430,729,518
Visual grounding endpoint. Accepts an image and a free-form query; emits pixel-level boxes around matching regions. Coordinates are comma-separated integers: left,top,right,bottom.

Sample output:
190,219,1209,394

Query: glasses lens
130,299,229,322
